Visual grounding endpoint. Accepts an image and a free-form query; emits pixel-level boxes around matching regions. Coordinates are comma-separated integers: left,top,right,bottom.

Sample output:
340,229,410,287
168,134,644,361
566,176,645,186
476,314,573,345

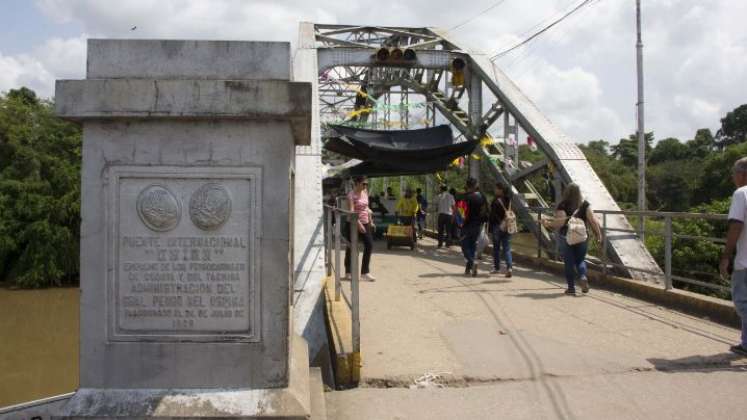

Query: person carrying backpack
460,177,488,277
489,183,515,278
542,183,602,295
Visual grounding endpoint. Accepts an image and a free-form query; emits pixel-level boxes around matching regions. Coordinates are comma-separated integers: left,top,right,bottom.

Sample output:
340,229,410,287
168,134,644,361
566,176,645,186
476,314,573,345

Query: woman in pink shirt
345,176,375,281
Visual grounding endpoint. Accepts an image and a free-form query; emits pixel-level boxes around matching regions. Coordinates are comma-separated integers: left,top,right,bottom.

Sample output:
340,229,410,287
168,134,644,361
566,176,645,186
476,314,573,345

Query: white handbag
566,205,588,246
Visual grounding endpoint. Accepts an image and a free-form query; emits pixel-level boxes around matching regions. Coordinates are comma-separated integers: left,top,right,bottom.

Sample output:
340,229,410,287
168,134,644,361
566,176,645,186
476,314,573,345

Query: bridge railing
323,204,361,354
425,206,730,298
524,208,730,297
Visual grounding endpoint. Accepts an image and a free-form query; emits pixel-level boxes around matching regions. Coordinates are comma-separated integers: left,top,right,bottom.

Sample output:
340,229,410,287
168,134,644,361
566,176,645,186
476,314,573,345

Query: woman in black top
488,183,513,277
542,183,602,295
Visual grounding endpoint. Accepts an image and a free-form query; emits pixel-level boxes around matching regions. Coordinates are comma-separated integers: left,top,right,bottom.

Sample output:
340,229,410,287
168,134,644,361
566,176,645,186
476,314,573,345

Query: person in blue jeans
488,183,513,278
543,183,602,295
459,177,488,277
719,157,747,357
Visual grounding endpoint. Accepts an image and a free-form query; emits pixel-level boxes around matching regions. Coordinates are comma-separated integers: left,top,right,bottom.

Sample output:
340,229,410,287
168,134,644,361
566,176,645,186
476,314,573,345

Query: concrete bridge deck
326,238,747,420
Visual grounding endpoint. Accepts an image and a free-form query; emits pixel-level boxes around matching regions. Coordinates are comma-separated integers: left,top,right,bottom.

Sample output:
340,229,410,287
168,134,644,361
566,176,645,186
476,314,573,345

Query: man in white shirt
720,157,747,356
383,186,397,215
436,185,456,248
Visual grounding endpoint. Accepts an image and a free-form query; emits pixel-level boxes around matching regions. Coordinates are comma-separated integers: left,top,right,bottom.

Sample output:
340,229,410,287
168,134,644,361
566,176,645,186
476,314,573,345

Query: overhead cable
448,0,509,32
489,0,597,61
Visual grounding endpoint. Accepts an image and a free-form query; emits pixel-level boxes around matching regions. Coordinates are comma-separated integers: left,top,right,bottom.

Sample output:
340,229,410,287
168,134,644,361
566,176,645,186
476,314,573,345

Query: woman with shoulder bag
344,176,376,282
542,183,602,295
489,183,516,278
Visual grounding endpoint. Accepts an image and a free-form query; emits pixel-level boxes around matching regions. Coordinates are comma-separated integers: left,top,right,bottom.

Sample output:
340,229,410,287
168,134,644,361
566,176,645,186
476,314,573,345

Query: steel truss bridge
293,22,661,281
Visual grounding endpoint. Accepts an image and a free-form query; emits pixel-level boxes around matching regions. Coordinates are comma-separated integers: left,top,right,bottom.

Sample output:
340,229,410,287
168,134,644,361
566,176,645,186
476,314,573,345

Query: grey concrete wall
79,120,294,389
290,27,329,369
87,39,291,80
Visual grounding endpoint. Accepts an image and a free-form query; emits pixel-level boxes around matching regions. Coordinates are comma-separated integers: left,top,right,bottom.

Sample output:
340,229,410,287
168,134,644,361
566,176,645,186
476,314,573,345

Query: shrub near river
0,88,81,288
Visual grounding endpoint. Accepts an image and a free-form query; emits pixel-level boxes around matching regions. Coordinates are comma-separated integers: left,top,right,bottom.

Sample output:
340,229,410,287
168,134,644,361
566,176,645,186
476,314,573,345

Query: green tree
649,137,688,165
692,141,747,206
716,104,747,149
611,132,654,167
686,128,716,157
646,159,698,211
584,139,610,156
579,142,637,206
0,88,82,288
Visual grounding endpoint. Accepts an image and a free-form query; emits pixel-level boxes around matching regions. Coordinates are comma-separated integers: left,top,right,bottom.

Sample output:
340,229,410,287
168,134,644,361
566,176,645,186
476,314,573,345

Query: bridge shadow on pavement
327,236,747,420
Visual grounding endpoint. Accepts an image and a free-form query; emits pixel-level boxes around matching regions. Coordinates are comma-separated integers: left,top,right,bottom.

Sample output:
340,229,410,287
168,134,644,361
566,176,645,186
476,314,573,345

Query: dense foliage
577,104,747,296
0,88,82,288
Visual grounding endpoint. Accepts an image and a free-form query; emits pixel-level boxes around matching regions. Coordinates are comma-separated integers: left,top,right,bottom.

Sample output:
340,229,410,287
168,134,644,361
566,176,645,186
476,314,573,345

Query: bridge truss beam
302,23,662,281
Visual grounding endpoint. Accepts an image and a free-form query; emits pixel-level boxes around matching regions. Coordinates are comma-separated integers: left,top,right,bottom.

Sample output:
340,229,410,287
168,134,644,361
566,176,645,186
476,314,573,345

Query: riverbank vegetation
0,88,81,288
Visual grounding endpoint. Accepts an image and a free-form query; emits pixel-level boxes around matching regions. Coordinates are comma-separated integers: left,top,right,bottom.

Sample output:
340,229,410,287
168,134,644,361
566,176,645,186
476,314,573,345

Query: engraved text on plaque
108,167,261,342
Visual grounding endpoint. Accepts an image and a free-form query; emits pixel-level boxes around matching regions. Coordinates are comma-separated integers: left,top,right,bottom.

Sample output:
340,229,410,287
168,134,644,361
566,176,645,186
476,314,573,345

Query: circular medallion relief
136,184,181,232
189,183,232,231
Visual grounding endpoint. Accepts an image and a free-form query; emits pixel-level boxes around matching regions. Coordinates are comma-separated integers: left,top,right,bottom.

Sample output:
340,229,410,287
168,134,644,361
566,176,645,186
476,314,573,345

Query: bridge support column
468,71,482,181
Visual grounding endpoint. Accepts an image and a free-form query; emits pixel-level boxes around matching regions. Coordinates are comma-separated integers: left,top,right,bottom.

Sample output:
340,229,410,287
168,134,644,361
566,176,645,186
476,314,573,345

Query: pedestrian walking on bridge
489,183,514,278
720,157,747,357
459,177,488,277
543,183,602,295
436,185,455,248
416,188,428,240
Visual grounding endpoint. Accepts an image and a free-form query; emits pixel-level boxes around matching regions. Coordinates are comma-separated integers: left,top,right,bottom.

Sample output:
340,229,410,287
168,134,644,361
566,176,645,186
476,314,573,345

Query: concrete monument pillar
53,39,313,419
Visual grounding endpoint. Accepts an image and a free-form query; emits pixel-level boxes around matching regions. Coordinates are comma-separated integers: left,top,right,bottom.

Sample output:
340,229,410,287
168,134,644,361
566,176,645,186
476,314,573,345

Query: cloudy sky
1,0,745,144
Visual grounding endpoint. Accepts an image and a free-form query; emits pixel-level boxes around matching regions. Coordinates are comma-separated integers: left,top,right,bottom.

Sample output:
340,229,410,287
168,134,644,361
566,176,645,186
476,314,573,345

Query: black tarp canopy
324,124,478,177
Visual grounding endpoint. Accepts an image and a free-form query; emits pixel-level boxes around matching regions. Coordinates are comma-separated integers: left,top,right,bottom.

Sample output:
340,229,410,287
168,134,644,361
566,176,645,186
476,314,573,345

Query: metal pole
537,209,542,259
636,0,646,240
426,175,433,231
334,211,342,301
664,215,673,290
513,124,520,171
602,213,608,279
325,208,332,277
469,71,482,181
504,112,510,174
350,214,361,353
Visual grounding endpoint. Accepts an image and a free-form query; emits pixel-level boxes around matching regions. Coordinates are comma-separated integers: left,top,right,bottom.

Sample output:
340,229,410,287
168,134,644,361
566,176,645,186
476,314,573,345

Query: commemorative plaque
109,167,261,342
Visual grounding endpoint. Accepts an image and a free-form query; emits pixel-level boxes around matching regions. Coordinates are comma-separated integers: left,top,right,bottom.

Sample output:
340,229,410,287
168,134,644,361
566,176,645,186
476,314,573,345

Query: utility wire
448,0,509,32
501,0,604,70
489,0,597,61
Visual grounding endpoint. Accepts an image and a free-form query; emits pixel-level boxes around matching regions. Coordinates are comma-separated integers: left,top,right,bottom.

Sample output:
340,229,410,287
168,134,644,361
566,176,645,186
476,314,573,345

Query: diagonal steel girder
304,23,663,281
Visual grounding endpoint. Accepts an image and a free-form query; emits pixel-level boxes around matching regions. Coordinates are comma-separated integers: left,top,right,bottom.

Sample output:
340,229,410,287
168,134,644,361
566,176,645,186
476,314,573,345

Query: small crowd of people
334,157,747,358
337,175,601,294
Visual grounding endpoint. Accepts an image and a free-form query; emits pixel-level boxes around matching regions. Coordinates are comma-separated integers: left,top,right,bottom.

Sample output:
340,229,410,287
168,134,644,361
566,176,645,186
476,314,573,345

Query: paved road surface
326,239,747,420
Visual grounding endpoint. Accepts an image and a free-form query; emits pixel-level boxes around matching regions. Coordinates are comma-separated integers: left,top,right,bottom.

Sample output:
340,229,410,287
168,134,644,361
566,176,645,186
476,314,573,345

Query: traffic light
451,57,466,87
373,47,417,65
376,47,390,61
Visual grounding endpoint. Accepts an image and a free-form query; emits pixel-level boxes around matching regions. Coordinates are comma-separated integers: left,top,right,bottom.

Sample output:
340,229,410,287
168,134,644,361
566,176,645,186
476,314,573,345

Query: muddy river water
0,287,78,407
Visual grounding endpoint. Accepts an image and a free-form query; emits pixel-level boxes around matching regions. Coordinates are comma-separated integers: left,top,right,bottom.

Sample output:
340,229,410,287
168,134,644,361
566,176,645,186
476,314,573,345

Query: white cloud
0,0,743,144
0,35,86,97
512,59,626,142
0,52,54,97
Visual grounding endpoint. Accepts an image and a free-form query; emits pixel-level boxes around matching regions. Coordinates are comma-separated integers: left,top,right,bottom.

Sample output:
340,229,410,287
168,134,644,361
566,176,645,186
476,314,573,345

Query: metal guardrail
323,204,361,354
0,392,73,420
424,205,730,297
526,207,730,295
